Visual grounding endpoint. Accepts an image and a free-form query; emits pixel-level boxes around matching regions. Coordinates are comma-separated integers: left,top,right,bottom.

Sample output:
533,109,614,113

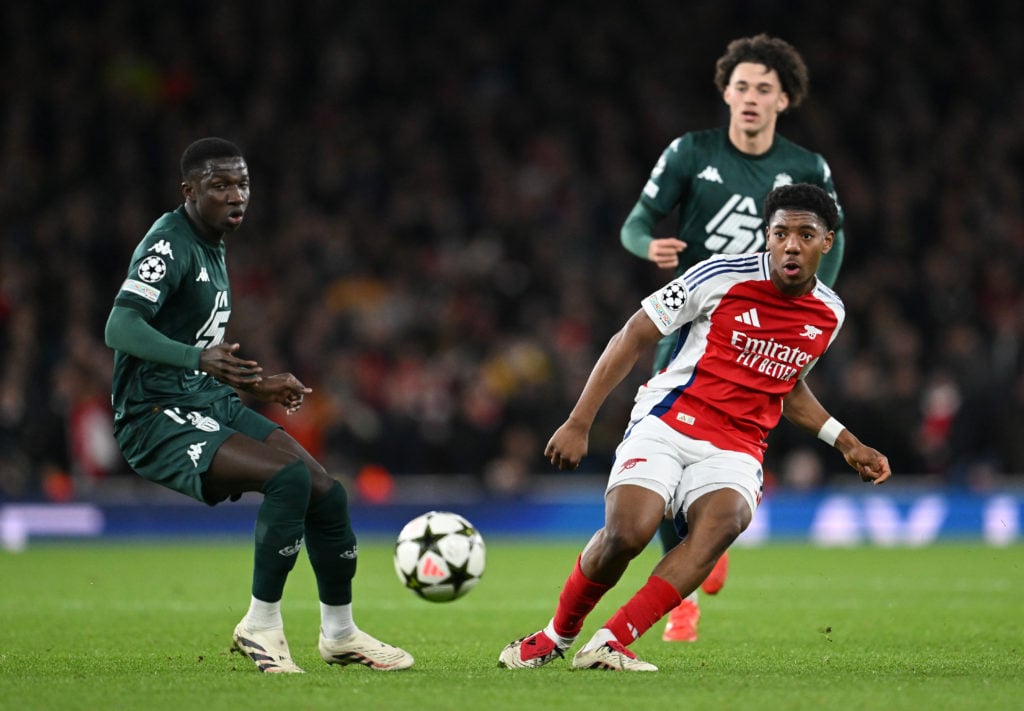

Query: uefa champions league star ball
393,511,486,602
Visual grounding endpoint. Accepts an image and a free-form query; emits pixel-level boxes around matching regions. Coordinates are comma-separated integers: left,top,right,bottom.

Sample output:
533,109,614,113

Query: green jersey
110,206,234,425
628,127,844,282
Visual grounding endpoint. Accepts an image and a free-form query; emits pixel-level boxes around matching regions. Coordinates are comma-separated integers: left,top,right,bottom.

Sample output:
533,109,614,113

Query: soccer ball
393,510,486,602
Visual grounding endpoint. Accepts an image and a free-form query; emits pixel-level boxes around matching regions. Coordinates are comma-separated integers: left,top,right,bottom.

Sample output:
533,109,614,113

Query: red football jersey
635,252,844,460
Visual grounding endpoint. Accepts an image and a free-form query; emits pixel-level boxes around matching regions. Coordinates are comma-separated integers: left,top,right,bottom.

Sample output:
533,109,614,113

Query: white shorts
606,416,764,524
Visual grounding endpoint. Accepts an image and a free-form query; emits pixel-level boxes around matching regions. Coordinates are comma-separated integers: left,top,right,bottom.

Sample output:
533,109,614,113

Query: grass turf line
0,540,1021,710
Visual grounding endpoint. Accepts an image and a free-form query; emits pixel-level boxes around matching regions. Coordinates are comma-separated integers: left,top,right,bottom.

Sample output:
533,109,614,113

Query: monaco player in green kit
620,35,846,642
105,138,413,674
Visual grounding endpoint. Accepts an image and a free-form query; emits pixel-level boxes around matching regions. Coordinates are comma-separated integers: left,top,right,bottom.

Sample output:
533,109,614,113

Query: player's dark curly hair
180,137,243,180
714,34,809,110
763,183,839,232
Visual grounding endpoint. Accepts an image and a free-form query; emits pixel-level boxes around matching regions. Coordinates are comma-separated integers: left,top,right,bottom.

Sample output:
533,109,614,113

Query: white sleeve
640,278,699,335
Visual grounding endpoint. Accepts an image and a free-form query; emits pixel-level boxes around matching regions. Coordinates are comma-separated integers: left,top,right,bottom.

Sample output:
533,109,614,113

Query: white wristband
817,417,845,447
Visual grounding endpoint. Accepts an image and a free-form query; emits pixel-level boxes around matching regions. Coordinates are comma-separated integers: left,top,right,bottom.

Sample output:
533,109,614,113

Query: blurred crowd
2,0,1023,502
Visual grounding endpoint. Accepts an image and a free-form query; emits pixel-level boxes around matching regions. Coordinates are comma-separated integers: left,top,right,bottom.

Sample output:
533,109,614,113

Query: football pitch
1,539,1021,710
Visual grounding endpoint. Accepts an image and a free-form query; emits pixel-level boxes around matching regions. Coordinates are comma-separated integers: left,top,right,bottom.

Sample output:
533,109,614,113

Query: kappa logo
697,165,723,183
279,539,303,556
735,308,761,327
187,441,206,467
148,240,175,259
800,324,823,340
616,457,647,474
340,546,358,560
195,267,210,282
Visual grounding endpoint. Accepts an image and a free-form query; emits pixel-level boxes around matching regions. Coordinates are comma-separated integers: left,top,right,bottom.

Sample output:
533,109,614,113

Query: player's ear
777,91,790,113
181,180,195,202
821,230,834,253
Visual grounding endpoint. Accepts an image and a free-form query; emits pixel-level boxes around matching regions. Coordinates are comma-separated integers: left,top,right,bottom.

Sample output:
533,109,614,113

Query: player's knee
690,490,751,540
599,524,650,560
698,508,748,552
262,459,313,505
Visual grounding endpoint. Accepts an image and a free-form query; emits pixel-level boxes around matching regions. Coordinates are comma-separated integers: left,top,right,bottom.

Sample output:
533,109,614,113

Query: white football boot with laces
572,640,658,672
232,622,305,673
319,629,414,671
498,629,570,669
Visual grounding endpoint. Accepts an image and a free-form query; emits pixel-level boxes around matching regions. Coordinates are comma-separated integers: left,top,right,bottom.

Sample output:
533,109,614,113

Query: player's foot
232,622,305,673
661,598,699,642
572,641,658,672
497,629,567,669
319,629,414,671
700,551,729,595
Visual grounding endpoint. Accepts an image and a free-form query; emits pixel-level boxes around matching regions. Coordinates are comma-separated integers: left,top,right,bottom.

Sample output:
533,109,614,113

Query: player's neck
727,125,775,156
183,203,225,244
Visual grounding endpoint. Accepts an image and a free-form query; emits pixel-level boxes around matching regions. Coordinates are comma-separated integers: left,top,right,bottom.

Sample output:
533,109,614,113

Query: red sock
551,556,612,638
605,575,682,645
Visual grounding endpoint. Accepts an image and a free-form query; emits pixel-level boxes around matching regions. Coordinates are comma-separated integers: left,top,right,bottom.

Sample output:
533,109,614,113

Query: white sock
320,602,357,640
580,627,616,653
684,590,698,604
243,596,283,631
543,618,576,649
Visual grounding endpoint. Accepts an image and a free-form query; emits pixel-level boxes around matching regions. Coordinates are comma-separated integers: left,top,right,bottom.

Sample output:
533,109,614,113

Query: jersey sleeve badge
137,255,167,283
660,281,687,310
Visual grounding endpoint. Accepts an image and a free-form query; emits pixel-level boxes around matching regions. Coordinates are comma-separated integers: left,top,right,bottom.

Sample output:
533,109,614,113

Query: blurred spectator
2,1,1024,500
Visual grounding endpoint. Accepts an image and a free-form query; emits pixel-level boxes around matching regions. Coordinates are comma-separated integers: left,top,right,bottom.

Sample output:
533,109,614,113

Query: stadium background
1,1,1022,545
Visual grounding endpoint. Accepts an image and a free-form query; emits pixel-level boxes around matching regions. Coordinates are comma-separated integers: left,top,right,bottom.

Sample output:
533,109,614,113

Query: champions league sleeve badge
659,281,687,310
137,255,167,283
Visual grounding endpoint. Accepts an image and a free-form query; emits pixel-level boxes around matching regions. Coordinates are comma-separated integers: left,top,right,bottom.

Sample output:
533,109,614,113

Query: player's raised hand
200,342,263,387
648,237,688,269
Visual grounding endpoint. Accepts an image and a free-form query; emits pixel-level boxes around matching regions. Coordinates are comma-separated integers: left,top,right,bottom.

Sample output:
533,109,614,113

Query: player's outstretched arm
545,310,663,470
782,380,891,486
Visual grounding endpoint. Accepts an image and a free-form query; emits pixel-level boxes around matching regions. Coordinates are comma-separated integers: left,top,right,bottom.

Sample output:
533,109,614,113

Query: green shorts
114,394,281,504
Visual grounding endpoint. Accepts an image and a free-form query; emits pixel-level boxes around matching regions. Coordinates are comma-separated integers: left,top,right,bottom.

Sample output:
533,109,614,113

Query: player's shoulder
141,209,189,242
682,252,766,290
812,280,845,314
136,209,198,256
772,134,832,172
771,135,834,187
684,127,728,150
665,128,724,153
772,133,824,160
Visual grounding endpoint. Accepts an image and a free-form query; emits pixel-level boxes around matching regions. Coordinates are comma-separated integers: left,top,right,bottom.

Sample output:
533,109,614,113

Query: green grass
1,539,1021,710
